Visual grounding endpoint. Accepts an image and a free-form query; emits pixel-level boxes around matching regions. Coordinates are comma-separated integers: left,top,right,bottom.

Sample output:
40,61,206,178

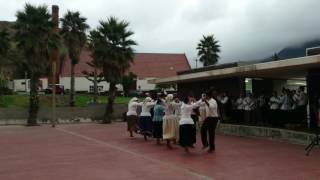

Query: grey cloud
1,0,320,68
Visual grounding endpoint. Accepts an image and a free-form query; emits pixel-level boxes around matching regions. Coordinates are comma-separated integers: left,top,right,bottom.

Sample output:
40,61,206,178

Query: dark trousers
201,117,219,150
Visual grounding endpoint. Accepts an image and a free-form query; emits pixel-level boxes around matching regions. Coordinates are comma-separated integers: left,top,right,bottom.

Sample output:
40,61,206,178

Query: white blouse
269,96,280,110
126,102,142,116
140,101,156,117
179,102,201,125
172,101,182,117
164,101,175,116
236,98,244,110
243,97,254,111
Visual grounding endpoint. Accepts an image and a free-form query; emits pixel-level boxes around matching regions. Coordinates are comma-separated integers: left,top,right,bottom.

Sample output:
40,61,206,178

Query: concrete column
306,68,320,129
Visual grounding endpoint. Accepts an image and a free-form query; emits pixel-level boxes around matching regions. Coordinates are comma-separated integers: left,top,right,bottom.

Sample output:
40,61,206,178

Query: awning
150,55,320,84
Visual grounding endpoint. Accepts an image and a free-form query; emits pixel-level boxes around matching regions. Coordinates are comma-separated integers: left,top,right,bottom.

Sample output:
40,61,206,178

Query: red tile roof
61,50,191,78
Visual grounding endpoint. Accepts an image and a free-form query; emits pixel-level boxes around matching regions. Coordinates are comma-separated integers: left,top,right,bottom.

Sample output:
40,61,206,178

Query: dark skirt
127,115,139,132
153,121,163,138
179,124,196,147
139,116,153,136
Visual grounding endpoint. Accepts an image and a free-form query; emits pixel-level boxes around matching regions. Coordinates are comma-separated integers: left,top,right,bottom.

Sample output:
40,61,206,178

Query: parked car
44,84,65,94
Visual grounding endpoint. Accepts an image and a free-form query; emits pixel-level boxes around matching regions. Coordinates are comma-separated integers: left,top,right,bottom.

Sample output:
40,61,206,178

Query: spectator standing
243,93,255,124
269,91,281,127
234,94,244,124
296,86,308,123
279,89,292,126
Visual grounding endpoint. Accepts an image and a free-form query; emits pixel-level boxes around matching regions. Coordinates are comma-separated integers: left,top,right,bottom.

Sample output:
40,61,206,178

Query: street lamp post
51,5,59,128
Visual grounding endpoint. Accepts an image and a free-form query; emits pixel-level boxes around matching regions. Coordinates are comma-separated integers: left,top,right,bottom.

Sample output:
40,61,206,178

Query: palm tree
90,17,136,123
273,53,279,61
0,28,11,96
0,28,10,57
197,35,220,66
61,11,89,106
14,4,60,126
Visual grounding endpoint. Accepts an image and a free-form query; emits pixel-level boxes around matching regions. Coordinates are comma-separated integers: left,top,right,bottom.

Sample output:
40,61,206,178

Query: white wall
136,77,157,91
59,77,123,92
11,76,158,92
13,78,48,92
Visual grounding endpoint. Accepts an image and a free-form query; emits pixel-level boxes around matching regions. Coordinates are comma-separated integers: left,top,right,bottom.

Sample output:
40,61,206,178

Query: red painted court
0,123,319,180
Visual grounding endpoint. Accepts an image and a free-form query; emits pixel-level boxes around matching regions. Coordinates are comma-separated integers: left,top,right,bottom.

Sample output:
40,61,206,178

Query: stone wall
0,104,127,125
217,123,315,145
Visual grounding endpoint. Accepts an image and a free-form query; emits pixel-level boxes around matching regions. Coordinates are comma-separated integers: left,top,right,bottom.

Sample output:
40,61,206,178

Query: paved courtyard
0,123,319,180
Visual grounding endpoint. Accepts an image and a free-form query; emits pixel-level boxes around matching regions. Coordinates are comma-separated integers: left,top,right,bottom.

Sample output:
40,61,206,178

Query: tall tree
14,4,60,126
61,11,89,106
273,53,279,61
197,35,220,66
90,17,137,123
0,28,10,56
82,61,105,103
121,72,136,97
0,28,11,96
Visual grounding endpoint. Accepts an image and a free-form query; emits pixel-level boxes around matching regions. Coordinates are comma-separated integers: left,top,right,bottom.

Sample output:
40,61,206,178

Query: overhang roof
151,55,320,84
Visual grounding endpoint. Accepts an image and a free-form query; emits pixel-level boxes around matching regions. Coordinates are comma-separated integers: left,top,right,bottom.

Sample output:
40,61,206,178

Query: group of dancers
126,88,220,153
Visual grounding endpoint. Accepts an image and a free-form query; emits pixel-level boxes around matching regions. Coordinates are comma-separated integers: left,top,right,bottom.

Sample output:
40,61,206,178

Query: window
89,86,103,93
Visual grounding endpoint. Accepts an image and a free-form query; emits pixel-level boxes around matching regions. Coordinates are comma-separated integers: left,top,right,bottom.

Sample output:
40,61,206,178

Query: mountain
266,39,320,61
0,21,15,35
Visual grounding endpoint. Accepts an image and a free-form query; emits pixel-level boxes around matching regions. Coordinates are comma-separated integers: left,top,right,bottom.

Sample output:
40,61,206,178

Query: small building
152,55,320,128
11,51,191,93
59,51,190,92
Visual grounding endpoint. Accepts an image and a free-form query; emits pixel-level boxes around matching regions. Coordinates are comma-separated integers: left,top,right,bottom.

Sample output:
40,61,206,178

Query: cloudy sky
1,0,320,67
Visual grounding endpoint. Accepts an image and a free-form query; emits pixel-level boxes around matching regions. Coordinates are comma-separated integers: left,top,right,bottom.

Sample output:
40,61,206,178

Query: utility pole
195,58,198,68
51,5,59,128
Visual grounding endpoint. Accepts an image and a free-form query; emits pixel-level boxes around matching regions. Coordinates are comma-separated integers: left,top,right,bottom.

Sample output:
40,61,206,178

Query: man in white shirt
297,86,308,122
200,90,220,153
235,94,244,124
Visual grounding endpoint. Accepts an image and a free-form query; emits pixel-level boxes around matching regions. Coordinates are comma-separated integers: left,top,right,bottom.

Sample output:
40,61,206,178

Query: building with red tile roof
60,50,190,78
57,50,191,92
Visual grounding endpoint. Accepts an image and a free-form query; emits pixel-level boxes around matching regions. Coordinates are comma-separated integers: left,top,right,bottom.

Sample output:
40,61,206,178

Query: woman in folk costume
179,96,202,153
152,98,165,145
172,97,182,142
126,97,142,137
139,97,156,141
162,94,180,149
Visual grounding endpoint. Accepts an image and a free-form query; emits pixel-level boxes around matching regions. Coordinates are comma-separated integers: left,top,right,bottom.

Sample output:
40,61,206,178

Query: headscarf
143,97,152,105
165,94,174,103
129,97,139,104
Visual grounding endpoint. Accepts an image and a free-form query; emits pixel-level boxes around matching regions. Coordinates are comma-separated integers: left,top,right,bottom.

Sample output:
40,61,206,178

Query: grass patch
0,94,132,108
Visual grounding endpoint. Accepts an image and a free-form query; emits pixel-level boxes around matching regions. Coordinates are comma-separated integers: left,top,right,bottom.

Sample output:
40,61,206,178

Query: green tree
273,53,279,61
0,28,10,56
14,4,60,126
197,35,220,66
0,28,11,96
61,11,89,106
82,61,105,103
90,17,137,123
121,72,137,97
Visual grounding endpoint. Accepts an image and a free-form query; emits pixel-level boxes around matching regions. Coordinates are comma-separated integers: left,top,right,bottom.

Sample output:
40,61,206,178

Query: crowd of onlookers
214,86,309,127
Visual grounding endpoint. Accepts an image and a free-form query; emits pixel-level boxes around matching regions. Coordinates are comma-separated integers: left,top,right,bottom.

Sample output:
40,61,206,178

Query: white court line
57,127,214,180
